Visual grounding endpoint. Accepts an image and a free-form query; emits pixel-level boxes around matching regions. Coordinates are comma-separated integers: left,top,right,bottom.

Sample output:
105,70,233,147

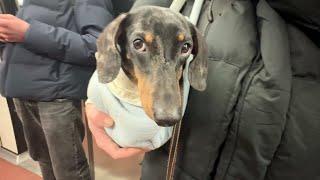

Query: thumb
104,116,114,127
86,103,114,128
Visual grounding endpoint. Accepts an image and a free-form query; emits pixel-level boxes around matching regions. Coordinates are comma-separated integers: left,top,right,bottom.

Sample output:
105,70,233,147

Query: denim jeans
13,98,91,180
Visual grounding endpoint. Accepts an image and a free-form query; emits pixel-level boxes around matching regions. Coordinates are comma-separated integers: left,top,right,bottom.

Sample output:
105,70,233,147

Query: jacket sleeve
22,0,114,67
131,0,172,9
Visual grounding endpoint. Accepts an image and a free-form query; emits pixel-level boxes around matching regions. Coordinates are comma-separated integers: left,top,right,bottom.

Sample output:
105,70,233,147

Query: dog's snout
154,108,181,127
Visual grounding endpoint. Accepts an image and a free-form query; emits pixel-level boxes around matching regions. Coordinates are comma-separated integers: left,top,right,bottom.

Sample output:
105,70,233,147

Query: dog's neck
107,68,142,106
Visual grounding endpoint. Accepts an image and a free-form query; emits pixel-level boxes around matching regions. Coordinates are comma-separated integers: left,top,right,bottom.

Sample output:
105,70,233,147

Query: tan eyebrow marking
144,32,154,44
177,33,185,42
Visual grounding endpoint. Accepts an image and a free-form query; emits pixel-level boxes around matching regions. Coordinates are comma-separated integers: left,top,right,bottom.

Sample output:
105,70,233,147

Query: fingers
0,20,11,41
0,34,8,42
0,14,15,19
0,33,19,42
0,26,10,34
85,103,114,128
99,134,146,159
0,19,11,29
89,120,144,159
0,15,29,43
0,20,16,42
98,135,145,159
109,148,145,160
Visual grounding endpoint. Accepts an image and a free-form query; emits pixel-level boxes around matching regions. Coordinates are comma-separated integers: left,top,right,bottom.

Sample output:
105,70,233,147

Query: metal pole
189,0,205,25
169,0,187,12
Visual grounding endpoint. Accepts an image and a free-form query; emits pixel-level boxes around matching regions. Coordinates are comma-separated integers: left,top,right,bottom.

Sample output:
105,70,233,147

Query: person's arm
0,0,114,66
22,0,114,66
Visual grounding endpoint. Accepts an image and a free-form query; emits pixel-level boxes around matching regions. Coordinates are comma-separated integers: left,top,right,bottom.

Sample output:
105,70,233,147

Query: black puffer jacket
0,0,133,101
132,0,320,179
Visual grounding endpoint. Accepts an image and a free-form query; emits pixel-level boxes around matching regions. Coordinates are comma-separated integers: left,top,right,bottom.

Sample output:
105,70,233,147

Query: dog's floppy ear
188,23,208,91
96,13,128,83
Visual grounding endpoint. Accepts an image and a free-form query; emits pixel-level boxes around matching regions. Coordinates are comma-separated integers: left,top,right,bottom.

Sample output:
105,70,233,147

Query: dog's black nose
154,109,181,127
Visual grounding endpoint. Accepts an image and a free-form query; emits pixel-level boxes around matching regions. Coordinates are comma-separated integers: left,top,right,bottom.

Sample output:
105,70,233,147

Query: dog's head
96,6,208,126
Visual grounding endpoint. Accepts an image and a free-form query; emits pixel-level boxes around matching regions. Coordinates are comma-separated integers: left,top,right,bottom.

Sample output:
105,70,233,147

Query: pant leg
13,98,56,180
38,99,90,180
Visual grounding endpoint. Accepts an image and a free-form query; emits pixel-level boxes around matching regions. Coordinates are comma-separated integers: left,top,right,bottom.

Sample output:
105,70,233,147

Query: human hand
0,14,30,42
85,103,148,159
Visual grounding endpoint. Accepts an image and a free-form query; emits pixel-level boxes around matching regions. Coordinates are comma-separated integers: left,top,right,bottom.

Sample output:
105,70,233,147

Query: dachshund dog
95,6,208,128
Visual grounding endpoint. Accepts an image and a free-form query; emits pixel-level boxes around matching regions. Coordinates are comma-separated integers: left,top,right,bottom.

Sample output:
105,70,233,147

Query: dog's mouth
155,120,178,127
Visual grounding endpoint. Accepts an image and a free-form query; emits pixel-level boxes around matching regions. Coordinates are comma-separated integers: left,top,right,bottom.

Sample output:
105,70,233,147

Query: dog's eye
133,39,146,52
181,43,192,54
